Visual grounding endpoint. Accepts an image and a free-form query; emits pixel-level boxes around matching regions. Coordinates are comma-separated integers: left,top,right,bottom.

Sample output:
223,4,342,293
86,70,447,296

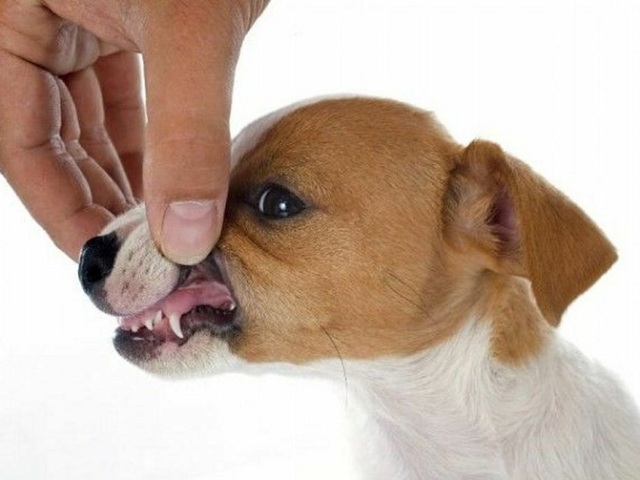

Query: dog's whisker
384,271,432,320
320,325,349,408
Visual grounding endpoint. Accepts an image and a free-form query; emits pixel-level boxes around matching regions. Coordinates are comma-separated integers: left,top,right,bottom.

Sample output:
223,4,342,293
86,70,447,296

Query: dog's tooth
168,313,184,339
144,316,154,331
222,300,237,311
131,324,140,333
153,310,163,326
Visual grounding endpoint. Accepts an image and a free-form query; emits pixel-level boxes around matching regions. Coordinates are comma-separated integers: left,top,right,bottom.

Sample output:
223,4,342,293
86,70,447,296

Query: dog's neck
300,276,527,479
328,318,510,479
307,281,639,480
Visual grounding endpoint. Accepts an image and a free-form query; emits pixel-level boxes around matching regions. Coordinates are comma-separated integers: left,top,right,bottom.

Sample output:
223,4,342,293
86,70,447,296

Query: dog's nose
78,232,119,295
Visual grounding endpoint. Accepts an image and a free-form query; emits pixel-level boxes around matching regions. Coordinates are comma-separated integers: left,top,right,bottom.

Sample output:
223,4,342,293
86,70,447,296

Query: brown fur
447,140,617,325
217,98,615,365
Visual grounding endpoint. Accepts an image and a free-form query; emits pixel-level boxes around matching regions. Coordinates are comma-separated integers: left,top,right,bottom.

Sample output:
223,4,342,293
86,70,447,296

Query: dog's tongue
157,282,234,317
119,280,235,339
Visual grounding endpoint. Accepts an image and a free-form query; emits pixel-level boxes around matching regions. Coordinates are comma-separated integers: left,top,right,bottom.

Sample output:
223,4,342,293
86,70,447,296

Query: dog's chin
111,255,242,376
115,330,244,377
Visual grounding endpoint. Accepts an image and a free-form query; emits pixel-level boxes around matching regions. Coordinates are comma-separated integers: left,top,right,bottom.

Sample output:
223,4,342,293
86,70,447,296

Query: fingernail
161,200,218,265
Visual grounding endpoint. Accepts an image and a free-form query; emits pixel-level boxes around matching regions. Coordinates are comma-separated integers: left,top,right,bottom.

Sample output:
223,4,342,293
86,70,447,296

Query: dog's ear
444,139,617,326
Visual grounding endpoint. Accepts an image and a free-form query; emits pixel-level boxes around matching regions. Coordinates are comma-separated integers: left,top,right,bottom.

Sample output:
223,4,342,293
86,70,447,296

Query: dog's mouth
113,254,239,354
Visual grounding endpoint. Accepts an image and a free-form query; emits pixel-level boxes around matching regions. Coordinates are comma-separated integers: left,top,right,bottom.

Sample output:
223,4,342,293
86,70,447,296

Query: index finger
0,51,113,259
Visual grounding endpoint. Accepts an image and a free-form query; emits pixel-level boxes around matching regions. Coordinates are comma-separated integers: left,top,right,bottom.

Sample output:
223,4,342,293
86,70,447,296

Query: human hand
0,0,268,264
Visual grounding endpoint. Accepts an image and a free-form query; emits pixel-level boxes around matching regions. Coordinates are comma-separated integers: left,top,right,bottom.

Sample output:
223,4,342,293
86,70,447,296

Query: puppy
78,97,640,479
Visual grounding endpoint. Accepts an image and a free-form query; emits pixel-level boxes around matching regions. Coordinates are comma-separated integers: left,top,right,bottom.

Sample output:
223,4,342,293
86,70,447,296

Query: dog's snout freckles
79,207,182,316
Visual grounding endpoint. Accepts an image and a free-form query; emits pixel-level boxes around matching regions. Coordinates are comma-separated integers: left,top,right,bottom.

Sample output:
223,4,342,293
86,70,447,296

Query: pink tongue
122,280,234,325
159,282,234,317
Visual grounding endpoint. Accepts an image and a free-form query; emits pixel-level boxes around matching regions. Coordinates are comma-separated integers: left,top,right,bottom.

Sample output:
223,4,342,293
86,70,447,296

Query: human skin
0,0,268,264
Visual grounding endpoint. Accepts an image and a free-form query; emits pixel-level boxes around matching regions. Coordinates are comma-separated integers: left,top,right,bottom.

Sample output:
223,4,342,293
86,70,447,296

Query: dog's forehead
231,97,327,167
231,97,457,177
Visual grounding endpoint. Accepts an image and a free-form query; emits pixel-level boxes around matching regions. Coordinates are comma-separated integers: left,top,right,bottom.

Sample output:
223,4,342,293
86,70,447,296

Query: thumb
140,2,248,265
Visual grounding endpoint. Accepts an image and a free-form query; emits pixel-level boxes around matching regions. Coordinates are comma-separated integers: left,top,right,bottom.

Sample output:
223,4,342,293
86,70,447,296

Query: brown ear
445,140,617,326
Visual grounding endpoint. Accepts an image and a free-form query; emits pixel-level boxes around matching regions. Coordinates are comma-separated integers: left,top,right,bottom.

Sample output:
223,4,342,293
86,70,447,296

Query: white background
1,1,639,478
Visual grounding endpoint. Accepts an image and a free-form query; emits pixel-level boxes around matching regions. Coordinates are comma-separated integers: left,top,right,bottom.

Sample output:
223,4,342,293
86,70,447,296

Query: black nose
78,232,119,295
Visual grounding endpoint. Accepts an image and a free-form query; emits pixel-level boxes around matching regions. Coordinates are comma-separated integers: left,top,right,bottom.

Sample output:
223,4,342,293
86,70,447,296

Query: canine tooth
169,313,184,339
131,324,139,333
154,310,163,326
144,317,154,331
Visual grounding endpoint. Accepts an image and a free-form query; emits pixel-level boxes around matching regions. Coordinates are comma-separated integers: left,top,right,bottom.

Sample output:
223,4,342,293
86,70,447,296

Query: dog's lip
115,252,238,344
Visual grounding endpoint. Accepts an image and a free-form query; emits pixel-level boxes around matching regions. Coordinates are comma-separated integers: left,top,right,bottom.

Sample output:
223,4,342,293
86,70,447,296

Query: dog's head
78,98,616,376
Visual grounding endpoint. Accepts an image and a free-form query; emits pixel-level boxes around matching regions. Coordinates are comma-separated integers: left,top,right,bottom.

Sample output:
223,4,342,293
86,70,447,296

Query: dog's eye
255,185,306,219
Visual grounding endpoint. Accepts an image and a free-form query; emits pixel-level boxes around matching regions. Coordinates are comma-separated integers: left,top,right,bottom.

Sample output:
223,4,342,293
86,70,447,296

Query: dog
78,97,640,479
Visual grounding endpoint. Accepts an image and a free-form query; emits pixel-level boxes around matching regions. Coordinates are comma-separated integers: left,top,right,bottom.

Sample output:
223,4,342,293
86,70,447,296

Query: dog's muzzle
78,233,239,361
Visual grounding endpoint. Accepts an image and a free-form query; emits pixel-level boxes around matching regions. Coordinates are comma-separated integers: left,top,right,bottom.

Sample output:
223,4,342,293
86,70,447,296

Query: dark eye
255,185,306,219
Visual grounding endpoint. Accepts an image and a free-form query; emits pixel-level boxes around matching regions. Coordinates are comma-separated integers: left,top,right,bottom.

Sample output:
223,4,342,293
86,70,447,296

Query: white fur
308,317,640,479
102,205,181,314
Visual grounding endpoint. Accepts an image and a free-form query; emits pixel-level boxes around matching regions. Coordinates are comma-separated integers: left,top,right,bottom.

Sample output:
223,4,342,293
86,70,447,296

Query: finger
139,2,246,265
0,51,113,259
56,76,130,215
0,2,101,74
93,51,145,200
63,66,136,203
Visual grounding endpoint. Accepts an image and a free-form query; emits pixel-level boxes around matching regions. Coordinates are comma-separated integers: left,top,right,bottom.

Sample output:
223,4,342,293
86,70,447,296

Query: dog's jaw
80,204,242,375
77,100,337,374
